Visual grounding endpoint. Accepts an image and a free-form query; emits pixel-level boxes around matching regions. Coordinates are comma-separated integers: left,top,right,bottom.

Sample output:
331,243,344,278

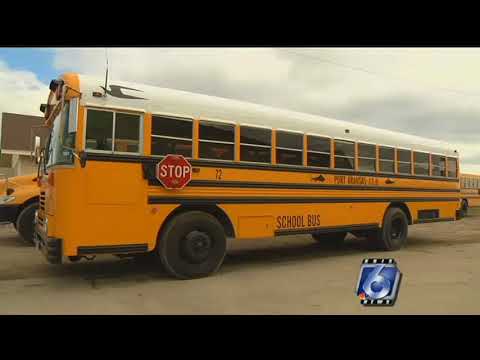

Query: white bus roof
77,74,459,157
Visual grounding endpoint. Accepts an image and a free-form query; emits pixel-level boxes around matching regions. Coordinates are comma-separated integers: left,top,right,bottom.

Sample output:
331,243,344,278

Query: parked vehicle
0,173,39,244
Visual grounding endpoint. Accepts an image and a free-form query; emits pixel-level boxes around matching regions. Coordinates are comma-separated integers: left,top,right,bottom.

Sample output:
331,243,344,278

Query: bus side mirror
33,136,41,164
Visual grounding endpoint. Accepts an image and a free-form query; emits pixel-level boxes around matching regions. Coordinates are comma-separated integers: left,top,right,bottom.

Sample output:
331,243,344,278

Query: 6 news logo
355,258,402,306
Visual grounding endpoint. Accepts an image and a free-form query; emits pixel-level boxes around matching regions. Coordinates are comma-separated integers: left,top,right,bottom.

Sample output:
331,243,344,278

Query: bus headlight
0,195,15,204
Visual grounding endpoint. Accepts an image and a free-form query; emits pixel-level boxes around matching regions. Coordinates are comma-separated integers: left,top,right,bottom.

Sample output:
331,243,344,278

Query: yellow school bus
34,73,461,279
0,173,39,243
460,173,480,215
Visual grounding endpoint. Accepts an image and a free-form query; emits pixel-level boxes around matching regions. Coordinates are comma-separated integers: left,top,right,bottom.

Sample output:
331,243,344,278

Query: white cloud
0,60,47,117
52,48,480,171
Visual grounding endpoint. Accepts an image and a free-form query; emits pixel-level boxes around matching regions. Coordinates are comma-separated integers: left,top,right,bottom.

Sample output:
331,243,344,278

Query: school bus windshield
46,101,76,168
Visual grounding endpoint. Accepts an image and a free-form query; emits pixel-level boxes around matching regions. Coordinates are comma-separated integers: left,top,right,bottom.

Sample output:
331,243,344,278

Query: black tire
311,231,347,246
460,200,468,218
158,211,227,280
15,202,38,245
372,207,409,251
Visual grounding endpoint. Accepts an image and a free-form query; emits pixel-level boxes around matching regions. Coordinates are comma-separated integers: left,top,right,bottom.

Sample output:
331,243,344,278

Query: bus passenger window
397,149,412,174
86,109,114,151
379,146,394,173
447,157,458,178
240,126,272,163
432,154,446,177
114,112,140,153
276,131,303,166
358,143,376,172
334,140,355,170
198,121,235,161
151,116,192,157
307,136,330,168
414,152,430,176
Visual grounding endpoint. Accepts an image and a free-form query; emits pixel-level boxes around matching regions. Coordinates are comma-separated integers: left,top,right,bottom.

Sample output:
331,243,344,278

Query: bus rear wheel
15,202,38,245
460,200,468,218
158,211,227,280
370,207,408,251
311,232,346,246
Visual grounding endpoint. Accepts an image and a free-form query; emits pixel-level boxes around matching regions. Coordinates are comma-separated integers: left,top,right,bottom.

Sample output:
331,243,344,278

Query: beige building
0,112,50,178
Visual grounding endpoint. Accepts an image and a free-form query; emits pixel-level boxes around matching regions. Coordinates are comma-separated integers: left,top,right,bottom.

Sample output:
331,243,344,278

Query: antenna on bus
103,48,109,97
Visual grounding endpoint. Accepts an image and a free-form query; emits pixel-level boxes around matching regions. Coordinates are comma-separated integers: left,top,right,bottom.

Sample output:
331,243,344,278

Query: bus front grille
40,192,45,211
37,214,45,227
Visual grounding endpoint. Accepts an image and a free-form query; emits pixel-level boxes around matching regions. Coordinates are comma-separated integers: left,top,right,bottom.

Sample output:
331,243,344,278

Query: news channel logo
355,258,402,306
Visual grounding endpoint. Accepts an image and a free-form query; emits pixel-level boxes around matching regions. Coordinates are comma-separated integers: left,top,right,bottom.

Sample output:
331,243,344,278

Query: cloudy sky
1,47,480,172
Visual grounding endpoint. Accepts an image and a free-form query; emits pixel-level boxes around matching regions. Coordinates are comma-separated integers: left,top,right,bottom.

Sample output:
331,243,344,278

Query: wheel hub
181,231,212,264
391,218,403,239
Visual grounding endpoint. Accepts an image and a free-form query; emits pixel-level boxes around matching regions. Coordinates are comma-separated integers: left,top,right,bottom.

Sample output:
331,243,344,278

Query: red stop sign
156,154,192,190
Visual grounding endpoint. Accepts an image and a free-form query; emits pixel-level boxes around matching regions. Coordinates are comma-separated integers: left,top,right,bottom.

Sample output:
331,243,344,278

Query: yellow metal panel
193,119,199,159
144,113,152,155
272,129,276,165
303,134,307,167
354,142,359,171
238,216,275,238
235,124,240,162
85,162,143,205
77,106,86,151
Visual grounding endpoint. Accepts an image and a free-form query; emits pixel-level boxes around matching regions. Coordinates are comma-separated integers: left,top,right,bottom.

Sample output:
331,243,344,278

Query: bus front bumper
34,224,63,264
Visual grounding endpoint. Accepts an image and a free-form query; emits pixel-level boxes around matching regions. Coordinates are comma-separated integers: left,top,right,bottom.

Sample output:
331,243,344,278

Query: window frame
198,119,236,162
306,133,332,169
239,124,273,164
84,106,144,156
446,156,458,179
431,152,447,177
357,141,377,173
396,147,412,175
275,129,304,167
333,138,356,171
413,151,431,177
151,113,194,158
378,144,395,174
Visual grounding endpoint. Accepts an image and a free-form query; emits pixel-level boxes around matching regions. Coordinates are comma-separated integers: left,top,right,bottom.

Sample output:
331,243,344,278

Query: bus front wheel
158,211,227,280
369,207,408,251
16,202,38,245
